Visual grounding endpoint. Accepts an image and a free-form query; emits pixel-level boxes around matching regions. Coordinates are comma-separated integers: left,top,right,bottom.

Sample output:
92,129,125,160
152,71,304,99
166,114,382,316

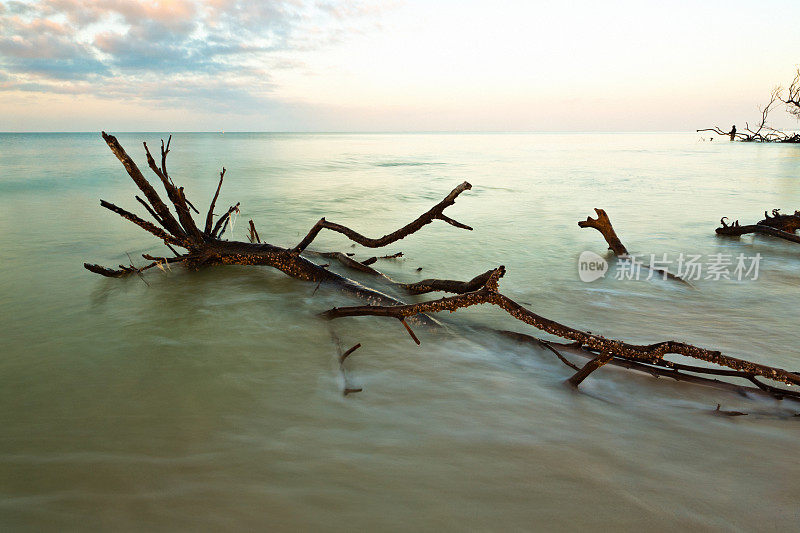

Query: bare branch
101,132,185,238
212,203,240,238
579,208,687,283
292,182,473,253
205,167,226,235
323,266,800,388
248,219,261,243
502,330,800,401
698,79,800,143
578,208,628,256
99,200,184,246
142,141,203,242
400,268,498,295
780,68,800,118
717,215,800,243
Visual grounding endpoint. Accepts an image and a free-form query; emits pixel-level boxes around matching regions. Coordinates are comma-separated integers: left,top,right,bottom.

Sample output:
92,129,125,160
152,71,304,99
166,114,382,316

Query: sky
1,0,799,132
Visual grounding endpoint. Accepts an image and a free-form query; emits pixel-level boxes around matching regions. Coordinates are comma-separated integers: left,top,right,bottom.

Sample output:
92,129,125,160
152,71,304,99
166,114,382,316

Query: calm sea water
1,132,799,530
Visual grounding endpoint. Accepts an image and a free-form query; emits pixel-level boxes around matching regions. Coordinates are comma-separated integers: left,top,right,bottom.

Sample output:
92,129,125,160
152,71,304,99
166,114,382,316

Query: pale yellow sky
1,0,798,131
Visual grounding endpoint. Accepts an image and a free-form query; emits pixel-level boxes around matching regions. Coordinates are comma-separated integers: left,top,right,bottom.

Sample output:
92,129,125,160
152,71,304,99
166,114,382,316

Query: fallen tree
85,132,475,317
697,70,800,143
717,209,800,244
86,133,800,402
323,267,800,397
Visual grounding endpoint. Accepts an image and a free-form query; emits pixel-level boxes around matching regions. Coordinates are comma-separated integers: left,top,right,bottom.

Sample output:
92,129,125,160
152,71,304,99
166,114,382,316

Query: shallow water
1,132,799,530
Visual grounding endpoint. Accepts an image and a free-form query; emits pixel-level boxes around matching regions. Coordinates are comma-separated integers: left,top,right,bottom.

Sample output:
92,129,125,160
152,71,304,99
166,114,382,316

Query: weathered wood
568,352,614,387
101,132,185,238
579,208,686,283
578,208,628,256
205,168,226,236
99,200,184,246
87,133,473,319
292,182,473,253
87,133,800,402
758,209,800,233
400,268,498,295
717,215,800,244
323,266,800,389
500,330,800,401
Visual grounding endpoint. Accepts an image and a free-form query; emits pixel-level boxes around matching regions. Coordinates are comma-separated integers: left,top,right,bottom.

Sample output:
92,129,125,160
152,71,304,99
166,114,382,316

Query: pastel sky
1,0,799,131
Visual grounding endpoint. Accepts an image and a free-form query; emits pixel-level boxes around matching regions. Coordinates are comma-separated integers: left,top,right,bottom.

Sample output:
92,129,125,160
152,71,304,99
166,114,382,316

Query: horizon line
0,130,704,135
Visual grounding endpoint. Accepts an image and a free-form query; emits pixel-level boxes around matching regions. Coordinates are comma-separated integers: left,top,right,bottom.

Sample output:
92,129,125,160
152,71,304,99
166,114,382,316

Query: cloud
0,16,109,79
0,0,389,109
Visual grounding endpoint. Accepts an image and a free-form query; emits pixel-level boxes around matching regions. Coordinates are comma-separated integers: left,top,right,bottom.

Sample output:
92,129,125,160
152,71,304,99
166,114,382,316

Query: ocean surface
1,132,799,530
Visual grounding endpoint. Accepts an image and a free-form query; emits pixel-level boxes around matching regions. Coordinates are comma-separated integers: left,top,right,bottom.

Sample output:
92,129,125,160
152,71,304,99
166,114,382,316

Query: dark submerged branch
717,212,800,244
400,268,498,295
501,330,800,401
568,352,614,387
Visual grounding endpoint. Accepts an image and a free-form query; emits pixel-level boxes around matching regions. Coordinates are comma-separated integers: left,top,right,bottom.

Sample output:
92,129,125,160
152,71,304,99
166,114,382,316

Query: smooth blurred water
1,132,799,531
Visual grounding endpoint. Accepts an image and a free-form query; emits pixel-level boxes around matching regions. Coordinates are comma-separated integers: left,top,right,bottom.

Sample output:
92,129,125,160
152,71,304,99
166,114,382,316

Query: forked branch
579,208,628,256
579,208,686,283
292,182,473,253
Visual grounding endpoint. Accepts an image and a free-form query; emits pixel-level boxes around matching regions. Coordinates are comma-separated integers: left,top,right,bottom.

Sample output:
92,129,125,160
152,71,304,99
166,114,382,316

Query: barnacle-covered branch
323,266,800,390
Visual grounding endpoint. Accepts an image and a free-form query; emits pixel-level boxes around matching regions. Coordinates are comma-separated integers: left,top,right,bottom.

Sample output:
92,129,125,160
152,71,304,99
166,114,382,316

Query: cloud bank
0,0,386,112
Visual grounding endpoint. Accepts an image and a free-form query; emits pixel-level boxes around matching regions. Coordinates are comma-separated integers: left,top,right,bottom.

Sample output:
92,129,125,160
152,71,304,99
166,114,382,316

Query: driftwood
697,72,800,143
87,134,800,402
579,208,628,256
322,266,800,397
759,208,800,233
500,331,800,402
85,132,473,314
579,208,686,283
717,209,800,244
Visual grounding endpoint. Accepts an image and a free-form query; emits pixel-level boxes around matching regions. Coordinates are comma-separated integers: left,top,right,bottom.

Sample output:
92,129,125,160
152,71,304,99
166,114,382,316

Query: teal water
1,132,799,530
